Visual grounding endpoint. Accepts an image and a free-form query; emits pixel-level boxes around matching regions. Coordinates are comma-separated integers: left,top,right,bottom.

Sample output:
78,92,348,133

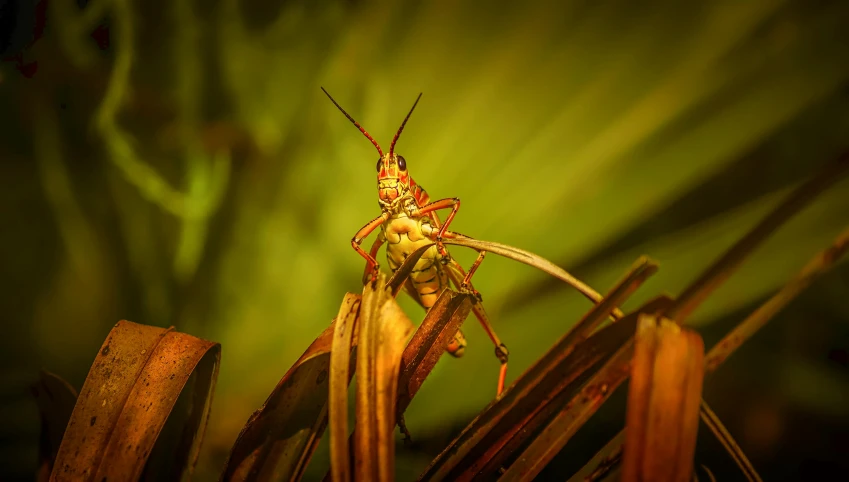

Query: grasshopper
322,88,510,395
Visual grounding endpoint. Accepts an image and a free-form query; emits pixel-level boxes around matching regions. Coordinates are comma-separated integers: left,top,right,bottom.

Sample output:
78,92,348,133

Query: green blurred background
2,0,849,479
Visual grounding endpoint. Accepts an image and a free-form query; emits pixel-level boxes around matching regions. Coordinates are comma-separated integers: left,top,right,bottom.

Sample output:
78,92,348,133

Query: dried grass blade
397,290,473,418
665,153,849,324
443,237,625,319
571,223,849,481
419,259,660,481
619,314,659,480
621,319,704,482
672,330,704,482
328,293,362,482
376,298,415,480
222,295,360,482
469,262,658,479
322,290,470,482
699,400,763,482
474,316,642,481
355,273,414,481
51,321,220,482
496,320,642,481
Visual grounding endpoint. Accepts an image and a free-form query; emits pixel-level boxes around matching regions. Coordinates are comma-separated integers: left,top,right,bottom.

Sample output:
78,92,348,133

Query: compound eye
376,158,382,172
397,155,407,171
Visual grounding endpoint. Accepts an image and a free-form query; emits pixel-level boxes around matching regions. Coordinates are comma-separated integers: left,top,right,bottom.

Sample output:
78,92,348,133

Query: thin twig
444,237,625,319
497,334,636,482
699,399,763,482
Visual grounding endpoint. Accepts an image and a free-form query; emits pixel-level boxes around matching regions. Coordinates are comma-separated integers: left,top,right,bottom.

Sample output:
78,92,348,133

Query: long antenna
390,93,422,155
321,87,383,157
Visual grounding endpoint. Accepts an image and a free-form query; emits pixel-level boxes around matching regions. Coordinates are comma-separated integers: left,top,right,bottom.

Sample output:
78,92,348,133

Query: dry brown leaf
50,320,220,482
354,273,414,482
328,293,363,482
419,257,661,481
396,290,474,423
222,294,361,482
485,297,674,482
323,289,472,482
569,158,849,481
443,237,625,320
621,316,704,482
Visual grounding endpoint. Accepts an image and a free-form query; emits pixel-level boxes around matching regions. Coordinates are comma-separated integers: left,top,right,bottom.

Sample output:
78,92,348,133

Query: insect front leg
362,234,386,285
352,213,389,283
415,197,460,257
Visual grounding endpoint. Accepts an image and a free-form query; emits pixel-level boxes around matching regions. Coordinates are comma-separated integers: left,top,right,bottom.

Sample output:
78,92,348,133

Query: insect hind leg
460,251,486,298
445,258,509,395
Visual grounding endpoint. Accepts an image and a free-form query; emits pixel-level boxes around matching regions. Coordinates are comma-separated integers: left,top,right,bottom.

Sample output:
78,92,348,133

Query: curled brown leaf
51,321,219,482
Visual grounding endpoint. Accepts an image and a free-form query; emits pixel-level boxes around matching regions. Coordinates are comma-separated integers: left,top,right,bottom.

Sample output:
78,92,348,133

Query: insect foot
361,264,380,285
435,237,450,259
439,251,451,265
398,415,413,445
495,343,509,364
362,264,381,285
459,282,483,302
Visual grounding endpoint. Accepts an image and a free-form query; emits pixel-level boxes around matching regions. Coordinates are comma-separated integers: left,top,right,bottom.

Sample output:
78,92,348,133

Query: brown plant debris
51,320,220,482
621,316,704,482
420,257,660,481
353,272,414,482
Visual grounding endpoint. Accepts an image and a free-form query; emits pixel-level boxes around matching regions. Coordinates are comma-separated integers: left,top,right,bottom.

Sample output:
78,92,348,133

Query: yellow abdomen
383,215,448,310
